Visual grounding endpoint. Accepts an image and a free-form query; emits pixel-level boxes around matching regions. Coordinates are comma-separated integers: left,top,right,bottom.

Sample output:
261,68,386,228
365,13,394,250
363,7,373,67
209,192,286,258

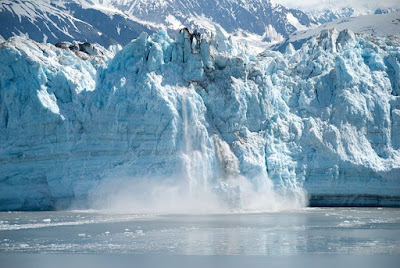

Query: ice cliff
1,28,400,211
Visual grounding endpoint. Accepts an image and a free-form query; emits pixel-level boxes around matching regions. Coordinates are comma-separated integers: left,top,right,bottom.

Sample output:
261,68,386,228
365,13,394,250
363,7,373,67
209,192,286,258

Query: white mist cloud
272,0,399,11
88,175,307,214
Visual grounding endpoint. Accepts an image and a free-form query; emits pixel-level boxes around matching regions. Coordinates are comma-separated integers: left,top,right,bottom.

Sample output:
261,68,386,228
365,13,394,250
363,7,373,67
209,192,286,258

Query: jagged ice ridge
0,27,400,211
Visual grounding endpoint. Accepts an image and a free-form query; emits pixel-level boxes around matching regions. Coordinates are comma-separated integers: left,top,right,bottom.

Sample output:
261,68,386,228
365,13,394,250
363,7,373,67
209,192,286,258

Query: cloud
272,0,400,11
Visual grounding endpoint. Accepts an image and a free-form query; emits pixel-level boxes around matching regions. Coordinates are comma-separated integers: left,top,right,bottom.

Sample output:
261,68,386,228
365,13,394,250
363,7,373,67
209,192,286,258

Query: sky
272,0,400,11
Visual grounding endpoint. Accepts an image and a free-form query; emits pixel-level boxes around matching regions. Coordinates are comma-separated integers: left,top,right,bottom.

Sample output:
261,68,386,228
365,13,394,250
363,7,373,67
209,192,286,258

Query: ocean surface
1,208,399,267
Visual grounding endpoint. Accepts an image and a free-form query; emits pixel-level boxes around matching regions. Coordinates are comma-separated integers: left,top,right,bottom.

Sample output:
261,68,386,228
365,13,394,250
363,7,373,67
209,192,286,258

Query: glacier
0,27,400,211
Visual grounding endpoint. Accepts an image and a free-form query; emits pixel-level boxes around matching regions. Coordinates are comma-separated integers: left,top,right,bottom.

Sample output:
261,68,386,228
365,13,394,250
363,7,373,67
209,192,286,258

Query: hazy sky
272,0,399,11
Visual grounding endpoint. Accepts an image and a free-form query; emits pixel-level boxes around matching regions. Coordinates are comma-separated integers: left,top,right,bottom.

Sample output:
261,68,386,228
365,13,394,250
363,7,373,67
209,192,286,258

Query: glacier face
0,27,400,211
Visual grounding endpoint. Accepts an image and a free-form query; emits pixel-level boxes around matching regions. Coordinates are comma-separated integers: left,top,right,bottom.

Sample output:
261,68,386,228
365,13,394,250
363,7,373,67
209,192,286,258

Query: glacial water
1,208,399,267
1,208,399,255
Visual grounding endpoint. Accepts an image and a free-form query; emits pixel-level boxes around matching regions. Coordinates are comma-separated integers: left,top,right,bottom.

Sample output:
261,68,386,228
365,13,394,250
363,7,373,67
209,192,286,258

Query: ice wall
0,28,399,211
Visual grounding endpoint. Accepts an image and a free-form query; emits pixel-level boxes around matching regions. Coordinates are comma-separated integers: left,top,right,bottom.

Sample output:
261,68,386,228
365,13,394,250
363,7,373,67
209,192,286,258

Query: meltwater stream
1,208,399,255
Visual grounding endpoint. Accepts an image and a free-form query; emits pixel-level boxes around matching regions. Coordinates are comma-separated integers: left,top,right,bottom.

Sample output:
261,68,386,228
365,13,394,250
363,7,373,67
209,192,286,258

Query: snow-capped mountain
307,6,400,27
1,25,399,210
273,12,400,51
306,7,360,24
107,0,313,37
2,0,399,49
0,0,155,47
1,0,316,48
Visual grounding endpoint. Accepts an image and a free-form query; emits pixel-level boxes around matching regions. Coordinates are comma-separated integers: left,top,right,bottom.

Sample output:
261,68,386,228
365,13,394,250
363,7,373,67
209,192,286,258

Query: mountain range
3,0,396,49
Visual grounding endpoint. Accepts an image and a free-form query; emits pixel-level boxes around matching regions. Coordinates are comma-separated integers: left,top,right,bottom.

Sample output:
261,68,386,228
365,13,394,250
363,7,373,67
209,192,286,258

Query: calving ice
0,25,399,211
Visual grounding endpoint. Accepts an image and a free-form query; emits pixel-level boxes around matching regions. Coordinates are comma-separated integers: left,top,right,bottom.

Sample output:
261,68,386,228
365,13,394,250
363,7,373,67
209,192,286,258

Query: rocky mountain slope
0,0,315,48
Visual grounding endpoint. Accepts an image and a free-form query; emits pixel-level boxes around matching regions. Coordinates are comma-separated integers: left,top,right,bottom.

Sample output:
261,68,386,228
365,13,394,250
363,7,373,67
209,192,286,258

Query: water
1,208,399,255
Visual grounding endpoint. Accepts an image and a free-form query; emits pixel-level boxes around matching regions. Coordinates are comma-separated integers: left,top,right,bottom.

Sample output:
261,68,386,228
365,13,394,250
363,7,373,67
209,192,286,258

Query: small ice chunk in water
78,233,86,237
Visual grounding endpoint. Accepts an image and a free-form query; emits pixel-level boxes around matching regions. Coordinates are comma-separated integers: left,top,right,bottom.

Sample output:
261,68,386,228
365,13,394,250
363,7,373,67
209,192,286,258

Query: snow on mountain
0,0,155,47
107,0,314,37
272,0,400,19
1,26,399,210
273,12,400,51
2,0,399,52
1,0,318,49
306,7,362,25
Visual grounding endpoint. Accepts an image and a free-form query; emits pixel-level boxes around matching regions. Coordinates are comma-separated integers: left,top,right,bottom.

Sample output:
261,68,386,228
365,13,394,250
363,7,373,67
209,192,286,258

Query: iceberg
0,27,399,211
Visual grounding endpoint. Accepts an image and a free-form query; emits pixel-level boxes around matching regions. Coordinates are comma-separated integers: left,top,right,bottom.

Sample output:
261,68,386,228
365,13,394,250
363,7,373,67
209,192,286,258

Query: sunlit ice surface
1,208,400,267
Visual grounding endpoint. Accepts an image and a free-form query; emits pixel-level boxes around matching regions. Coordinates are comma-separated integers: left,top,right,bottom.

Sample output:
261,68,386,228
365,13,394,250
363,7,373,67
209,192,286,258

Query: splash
89,174,307,214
